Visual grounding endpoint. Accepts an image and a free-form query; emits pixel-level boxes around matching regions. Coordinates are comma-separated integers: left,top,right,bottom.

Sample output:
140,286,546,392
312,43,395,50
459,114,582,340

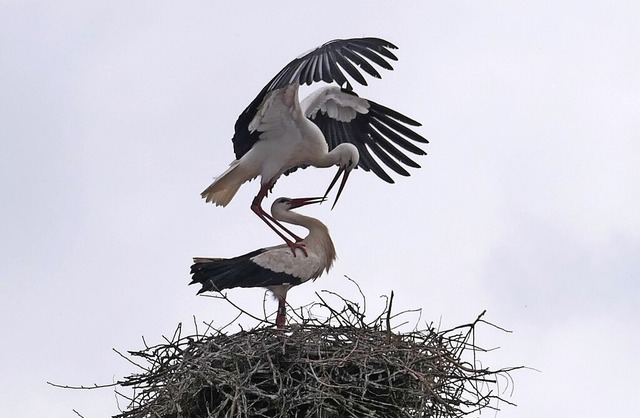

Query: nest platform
112,292,518,418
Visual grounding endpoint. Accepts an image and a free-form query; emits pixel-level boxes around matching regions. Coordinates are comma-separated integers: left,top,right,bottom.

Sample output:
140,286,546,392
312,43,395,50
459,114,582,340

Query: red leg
251,183,307,256
261,210,303,242
276,297,287,328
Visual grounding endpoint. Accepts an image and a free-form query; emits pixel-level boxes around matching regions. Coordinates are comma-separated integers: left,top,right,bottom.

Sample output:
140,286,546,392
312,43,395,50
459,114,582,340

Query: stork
190,196,336,328
201,37,428,254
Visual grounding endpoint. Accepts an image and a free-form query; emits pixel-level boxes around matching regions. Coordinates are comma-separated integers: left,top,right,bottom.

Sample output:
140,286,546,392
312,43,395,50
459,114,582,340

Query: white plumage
201,37,428,254
190,196,336,328
302,86,370,122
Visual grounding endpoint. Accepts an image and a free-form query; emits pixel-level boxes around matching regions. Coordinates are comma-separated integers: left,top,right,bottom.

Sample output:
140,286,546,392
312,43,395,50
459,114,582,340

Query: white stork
201,37,428,254
190,196,335,328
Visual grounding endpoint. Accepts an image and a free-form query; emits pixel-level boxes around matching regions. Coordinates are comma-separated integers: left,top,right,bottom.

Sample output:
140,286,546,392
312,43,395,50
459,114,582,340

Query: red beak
322,166,351,210
288,196,326,209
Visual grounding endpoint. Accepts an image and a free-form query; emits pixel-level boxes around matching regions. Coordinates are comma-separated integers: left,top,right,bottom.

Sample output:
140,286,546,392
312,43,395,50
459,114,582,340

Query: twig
47,381,118,390
52,282,523,418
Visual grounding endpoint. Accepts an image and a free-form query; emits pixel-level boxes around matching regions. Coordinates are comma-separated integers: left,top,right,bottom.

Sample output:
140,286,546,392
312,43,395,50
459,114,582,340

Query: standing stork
190,196,335,328
201,37,428,254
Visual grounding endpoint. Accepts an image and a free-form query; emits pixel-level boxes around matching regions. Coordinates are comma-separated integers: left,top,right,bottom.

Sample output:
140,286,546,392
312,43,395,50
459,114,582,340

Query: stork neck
313,142,358,169
274,210,325,235
314,147,342,168
275,209,335,267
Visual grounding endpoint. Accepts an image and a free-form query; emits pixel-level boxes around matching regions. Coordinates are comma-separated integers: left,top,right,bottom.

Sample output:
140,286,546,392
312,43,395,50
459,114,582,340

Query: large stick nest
110,288,519,418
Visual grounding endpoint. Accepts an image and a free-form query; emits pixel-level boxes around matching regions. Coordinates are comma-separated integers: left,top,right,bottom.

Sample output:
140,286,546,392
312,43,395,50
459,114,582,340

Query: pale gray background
1,1,639,416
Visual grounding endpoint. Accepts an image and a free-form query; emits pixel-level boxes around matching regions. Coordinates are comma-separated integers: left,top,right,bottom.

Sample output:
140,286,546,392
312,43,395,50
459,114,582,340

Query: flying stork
190,196,335,328
201,37,428,254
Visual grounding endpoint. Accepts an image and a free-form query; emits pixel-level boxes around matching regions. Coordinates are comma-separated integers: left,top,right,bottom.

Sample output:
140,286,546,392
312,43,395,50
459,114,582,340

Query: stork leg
276,297,287,328
251,183,308,257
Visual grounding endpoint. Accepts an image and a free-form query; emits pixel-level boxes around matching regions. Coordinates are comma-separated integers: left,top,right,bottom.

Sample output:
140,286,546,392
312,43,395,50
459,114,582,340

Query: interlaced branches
109,287,519,417
49,281,521,417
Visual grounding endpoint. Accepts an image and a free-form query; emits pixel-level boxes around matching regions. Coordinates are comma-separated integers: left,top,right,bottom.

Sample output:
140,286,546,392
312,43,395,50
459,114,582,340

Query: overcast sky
1,1,639,416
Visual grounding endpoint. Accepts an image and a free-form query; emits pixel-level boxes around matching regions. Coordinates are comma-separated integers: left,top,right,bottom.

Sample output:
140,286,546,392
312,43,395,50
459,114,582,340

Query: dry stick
113,348,149,372
199,318,217,335
192,315,199,338
47,381,118,390
386,290,394,344
63,287,521,418
370,294,388,328
217,310,244,334
314,292,352,326
319,288,365,322
206,291,273,326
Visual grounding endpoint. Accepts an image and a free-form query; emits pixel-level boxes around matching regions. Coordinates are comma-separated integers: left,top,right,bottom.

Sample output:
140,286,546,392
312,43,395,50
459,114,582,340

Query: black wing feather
368,125,422,168
308,90,428,183
369,116,428,156
362,138,411,177
350,43,395,71
369,103,429,144
353,138,395,183
339,110,395,182
339,47,380,81
333,52,367,86
369,100,421,126
232,38,398,159
190,251,302,294
360,38,399,61
326,50,348,88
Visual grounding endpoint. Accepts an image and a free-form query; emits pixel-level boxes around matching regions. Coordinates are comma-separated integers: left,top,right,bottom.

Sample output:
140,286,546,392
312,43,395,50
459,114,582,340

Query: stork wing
304,87,428,183
190,244,325,294
190,247,300,294
232,38,398,159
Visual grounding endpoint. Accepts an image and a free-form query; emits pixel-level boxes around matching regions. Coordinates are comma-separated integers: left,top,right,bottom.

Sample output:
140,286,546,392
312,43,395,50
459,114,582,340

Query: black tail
189,249,267,294
190,247,303,295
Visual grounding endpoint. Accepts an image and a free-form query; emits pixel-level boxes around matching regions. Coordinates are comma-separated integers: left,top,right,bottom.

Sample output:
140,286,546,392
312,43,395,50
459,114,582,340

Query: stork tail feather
200,160,245,206
189,250,266,294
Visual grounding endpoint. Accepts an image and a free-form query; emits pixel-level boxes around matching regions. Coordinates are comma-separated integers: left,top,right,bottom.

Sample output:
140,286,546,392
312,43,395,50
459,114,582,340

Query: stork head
323,143,360,210
271,196,326,213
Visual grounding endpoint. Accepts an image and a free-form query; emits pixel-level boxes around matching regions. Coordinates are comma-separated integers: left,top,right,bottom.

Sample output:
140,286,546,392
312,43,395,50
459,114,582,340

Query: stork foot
287,241,308,257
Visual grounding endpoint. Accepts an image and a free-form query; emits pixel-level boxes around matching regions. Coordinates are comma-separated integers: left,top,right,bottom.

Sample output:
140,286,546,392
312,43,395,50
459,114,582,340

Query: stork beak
288,196,326,209
322,166,351,210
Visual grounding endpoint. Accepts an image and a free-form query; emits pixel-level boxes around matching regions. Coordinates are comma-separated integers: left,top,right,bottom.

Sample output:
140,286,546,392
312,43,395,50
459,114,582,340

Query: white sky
1,1,639,416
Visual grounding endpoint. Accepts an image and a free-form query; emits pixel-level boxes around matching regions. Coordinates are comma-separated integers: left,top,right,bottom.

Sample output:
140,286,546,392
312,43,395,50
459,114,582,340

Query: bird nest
105,287,519,418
